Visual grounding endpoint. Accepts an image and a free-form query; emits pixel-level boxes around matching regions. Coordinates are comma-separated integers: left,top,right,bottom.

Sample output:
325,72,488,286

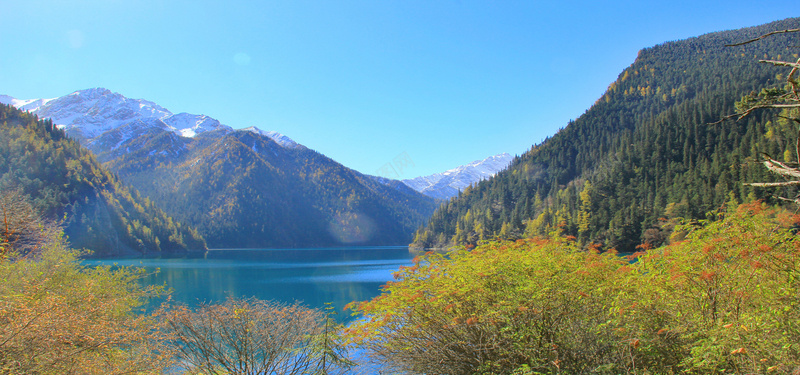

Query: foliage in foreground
1,190,356,374
0,193,172,374
348,202,800,374
161,297,354,375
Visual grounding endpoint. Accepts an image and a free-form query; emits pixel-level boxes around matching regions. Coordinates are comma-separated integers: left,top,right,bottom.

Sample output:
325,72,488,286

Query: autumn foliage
0,193,172,374
348,202,800,374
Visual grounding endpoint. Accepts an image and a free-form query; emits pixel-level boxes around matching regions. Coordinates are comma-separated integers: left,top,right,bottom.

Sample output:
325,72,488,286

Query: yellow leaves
0,245,172,373
740,324,749,332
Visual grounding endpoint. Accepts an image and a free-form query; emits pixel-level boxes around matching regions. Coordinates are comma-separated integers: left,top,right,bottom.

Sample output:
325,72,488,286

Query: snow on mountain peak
240,126,300,148
0,94,57,112
3,88,305,152
163,112,227,138
1,88,234,140
402,153,513,200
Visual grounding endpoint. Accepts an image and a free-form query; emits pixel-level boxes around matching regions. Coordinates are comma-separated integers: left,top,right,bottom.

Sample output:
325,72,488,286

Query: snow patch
402,153,514,200
240,126,300,149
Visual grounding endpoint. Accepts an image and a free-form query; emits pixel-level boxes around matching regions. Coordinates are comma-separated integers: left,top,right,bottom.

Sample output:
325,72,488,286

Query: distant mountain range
402,153,513,200
1,88,510,201
3,89,451,248
0,88,294,144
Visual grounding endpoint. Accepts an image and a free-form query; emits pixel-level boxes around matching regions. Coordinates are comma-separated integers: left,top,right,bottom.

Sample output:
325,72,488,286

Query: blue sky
1,1,797,178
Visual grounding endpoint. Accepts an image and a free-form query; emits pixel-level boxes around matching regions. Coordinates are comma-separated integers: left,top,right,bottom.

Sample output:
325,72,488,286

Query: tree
0,189,58,258
720,28,800,201
0,190,173,374
161,297,354,375
347,203,800,374
345,240,627,374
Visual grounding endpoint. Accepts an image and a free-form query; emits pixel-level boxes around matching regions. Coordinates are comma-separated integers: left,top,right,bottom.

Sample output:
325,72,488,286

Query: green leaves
0,103,206,256
353,202,800,374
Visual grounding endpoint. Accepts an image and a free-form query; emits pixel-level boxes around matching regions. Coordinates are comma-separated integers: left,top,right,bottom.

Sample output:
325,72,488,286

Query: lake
84,246,415,322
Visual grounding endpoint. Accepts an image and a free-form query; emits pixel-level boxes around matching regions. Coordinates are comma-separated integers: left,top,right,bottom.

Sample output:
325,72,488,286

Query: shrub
161,297,354,375
0,192,171,374
348,202,800,374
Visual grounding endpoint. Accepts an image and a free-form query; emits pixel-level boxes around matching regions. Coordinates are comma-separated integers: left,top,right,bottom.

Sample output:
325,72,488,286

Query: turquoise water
84,246,414,321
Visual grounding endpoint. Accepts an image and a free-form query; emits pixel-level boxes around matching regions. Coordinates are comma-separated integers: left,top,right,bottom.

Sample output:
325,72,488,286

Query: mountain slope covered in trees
0,104,206,255
95,126,437,248
412,18,799,251
4,88,437,249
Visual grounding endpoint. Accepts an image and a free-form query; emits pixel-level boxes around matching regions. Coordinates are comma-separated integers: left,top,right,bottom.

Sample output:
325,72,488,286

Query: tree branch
725,28,800,47
759,59,800,69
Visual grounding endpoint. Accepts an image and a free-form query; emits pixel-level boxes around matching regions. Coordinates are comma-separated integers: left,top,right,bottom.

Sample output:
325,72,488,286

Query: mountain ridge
411,17,800,250
0,103,206,256
402,153,513,200
0,88,298,150
3,89,438,248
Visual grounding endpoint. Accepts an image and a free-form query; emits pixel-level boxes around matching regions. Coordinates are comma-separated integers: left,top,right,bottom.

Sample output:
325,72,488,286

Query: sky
1,1,798,179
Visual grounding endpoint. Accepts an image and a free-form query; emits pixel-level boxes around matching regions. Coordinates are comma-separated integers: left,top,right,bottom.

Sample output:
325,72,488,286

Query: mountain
411,17,799,251
0,88,297,146
402,153,513,200
0,103,206,256
3,89,437,248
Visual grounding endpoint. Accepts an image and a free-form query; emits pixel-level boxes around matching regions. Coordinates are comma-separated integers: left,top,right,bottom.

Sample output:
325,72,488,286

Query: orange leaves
587,242,603,253
349,203,800,373
624,250,646,261
730,347,747,355
757,244,773,254
699,270,716,281
736,200,766,216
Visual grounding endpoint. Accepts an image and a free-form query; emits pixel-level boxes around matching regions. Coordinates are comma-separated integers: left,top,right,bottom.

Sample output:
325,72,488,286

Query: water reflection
85,246,412,322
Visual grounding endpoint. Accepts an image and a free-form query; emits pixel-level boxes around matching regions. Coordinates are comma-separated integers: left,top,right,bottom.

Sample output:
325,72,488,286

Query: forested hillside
97,127,437,248
0,104,206,255
412,18,799,251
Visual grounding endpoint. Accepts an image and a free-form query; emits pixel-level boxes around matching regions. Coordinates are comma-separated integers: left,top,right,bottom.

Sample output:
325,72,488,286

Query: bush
614,202,800,374
346,238,628,374
347,202,800,374
0,192,172,374
161,297,354,375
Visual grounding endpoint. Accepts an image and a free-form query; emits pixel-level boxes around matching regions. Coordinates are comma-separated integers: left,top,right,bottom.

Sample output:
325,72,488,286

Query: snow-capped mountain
1,88,298,149
1,89,437,249
241,126,301,149
403,153,514,200
0,95,56,112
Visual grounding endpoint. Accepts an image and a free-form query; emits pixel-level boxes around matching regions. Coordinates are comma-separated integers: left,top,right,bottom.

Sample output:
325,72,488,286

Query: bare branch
759,59,800,69
706,112,744,125
726,28,800,47
746,181,800,187
762,158,800,178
